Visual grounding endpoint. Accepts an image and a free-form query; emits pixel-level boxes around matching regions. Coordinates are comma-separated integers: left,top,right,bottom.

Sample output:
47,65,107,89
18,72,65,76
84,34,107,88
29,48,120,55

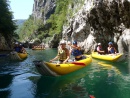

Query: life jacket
109,47,115,54
58,48,67,60
71,49,82,56
14,46,21,52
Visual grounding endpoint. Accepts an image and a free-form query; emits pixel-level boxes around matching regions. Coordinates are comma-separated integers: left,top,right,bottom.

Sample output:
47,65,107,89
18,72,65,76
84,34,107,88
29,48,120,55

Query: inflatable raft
10,51,28,60
91,52,123,62
33,55,92,76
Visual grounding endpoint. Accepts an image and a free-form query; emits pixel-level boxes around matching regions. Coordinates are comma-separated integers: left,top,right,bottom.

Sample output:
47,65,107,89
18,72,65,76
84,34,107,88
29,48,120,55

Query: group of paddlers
32,45,45,49
50,40,85,64
96,42,117,55
50,41,117,64
13,42,26,53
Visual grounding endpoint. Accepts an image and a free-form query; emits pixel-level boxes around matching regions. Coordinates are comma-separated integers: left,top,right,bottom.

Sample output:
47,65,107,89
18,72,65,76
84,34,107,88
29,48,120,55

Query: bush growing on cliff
46,0,69,35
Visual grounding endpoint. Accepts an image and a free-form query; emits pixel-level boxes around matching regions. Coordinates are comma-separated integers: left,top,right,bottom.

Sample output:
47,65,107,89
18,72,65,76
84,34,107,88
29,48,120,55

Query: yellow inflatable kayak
34,55,92,76
17,53,28,59
10,51,28,60
91,52,123,62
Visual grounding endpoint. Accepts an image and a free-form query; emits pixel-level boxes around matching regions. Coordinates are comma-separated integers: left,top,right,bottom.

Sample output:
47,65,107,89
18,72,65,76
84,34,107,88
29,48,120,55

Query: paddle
0,54,9,57
71,62,85,66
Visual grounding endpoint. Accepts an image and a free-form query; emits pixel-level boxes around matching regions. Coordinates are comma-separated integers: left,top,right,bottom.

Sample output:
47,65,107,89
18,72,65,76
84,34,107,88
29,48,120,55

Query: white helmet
15,42,18,44
59,40,66,45
98,43,101,45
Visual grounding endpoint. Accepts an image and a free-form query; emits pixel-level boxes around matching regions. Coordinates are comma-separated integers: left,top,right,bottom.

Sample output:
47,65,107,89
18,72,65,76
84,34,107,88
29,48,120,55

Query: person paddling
14,42,21,53
50,41,70,64
19,44,26,53
107,42,117,54
96,43,105,54
70,41,83,61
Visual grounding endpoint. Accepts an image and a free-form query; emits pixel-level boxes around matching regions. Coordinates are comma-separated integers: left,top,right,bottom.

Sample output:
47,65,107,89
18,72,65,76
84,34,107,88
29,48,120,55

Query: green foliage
46,0,71,35
0,0,17,38
17,15,46,41
17,0,85,42
18,16,36,41
42,37,51,43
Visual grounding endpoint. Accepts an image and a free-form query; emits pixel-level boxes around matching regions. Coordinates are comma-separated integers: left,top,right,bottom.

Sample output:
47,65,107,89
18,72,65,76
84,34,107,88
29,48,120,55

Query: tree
0,0,17,38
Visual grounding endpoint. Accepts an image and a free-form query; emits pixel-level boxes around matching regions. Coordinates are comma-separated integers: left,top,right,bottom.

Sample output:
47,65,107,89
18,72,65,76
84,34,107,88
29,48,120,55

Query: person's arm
22,47,26,53
108,47,111,53
71,45,81,50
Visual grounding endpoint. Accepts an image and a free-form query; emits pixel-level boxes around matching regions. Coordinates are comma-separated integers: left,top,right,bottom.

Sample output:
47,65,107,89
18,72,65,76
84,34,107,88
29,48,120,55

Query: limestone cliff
33,0,56,24
33,0,130,54
62,0,130,54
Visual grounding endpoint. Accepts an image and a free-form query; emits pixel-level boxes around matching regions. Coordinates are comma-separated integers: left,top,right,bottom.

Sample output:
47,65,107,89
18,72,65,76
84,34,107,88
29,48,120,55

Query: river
0,48,130,98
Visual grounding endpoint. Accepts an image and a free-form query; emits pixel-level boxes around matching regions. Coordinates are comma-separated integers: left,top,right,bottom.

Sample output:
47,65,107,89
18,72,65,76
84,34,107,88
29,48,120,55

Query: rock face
33,0,56,24
33,0,130,54
0,34,13,50
49,34,61,48
62,0,130,54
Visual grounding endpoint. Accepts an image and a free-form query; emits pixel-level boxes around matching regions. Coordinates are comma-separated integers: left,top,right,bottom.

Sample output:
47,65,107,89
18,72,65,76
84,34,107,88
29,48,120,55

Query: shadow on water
0,49,37,98
0,57,23,98
0,75,13,98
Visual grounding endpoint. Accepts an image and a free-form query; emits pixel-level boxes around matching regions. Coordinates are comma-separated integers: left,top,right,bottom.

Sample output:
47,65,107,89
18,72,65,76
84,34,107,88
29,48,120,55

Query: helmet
108,42,113,45
98,43,101,45
60,40,66,45
15,42,18,44
73,41,77,45
20,44,22,46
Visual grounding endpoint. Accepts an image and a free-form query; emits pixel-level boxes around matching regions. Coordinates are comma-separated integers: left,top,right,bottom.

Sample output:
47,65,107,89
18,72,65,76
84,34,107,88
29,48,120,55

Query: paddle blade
71,62,85,66
89,95,95,98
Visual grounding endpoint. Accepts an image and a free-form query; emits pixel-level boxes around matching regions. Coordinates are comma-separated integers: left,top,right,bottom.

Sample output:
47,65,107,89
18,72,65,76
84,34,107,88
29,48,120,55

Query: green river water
0,48,130,98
